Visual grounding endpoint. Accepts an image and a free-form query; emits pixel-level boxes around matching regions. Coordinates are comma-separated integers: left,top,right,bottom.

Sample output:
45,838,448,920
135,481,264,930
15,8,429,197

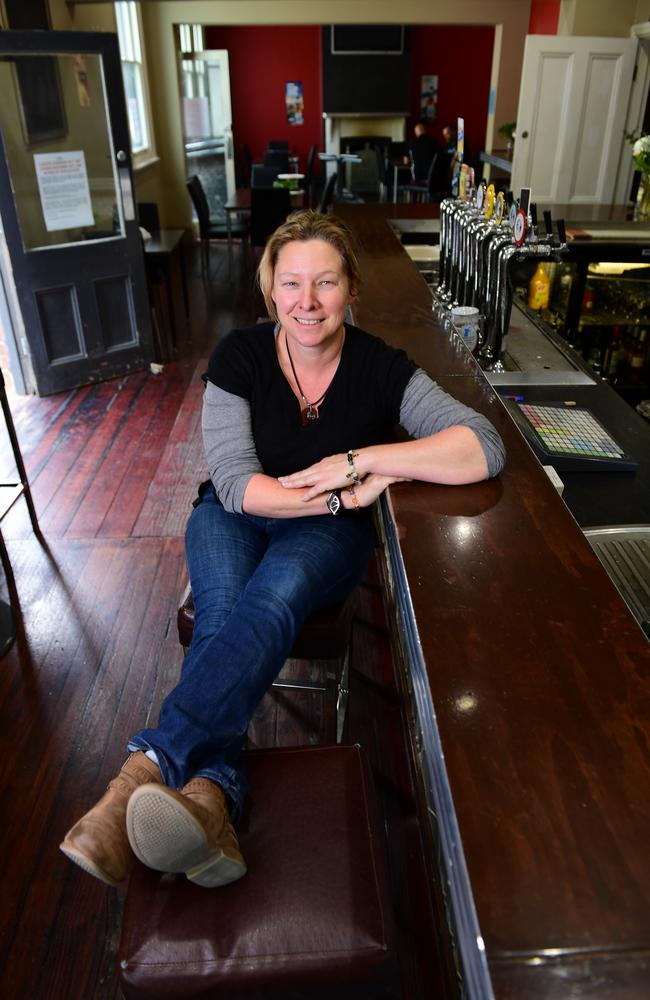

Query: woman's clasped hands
278,451,410,509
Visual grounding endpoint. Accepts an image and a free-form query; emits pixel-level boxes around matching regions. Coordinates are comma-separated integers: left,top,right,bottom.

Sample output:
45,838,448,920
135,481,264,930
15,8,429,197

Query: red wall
205,23,495,173
528,0,560,34
409,25,495,164
204,25,322,172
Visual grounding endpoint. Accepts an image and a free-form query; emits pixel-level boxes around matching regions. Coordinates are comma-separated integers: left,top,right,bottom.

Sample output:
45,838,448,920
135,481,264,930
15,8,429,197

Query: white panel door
200,50,236,199
511,35,637,206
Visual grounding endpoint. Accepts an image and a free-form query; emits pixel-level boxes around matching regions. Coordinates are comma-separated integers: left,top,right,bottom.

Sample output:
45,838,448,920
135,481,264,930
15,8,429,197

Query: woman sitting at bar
60,210,505,890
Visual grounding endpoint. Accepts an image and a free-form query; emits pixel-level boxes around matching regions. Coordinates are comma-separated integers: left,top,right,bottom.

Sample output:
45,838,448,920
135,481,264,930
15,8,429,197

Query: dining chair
263,149,290,173
401,154,443,203
250,187,293,247
302,144,318,207
186,175,248,275
251,164,282,188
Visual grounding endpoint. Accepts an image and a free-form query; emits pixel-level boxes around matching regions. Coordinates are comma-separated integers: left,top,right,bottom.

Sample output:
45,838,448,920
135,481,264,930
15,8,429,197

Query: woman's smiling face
272,239,354,350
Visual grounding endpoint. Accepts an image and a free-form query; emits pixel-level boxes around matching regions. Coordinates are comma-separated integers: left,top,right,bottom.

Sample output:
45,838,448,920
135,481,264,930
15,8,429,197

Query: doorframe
176,39,236,206
0,234,32,394
613,21,650,206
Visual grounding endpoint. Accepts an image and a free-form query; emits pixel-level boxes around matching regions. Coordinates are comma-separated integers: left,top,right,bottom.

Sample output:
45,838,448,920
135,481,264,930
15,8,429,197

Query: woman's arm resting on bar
278,370,505,500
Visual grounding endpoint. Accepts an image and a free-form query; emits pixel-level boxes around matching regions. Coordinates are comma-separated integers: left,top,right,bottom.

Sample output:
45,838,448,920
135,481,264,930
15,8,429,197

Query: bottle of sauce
528,262,550,311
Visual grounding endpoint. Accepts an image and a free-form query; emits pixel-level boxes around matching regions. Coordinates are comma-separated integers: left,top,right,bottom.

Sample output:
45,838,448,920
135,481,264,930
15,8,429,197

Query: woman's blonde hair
257,210,362,321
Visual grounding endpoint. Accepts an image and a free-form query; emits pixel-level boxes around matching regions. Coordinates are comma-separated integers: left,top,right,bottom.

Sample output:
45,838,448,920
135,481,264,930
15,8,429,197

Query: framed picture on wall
420,75,438,122
13,55,67,146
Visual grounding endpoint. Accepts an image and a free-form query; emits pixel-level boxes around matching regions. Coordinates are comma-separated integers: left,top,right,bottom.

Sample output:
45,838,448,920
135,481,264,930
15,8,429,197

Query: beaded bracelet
347,485,361,511
346,449,361,485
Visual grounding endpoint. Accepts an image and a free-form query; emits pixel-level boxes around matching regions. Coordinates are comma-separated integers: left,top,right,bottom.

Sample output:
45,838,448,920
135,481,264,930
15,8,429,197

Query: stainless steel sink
583,526,650,639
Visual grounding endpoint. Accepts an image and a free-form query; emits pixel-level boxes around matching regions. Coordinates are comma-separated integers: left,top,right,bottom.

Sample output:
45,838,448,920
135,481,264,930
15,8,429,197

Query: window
115,1,155,165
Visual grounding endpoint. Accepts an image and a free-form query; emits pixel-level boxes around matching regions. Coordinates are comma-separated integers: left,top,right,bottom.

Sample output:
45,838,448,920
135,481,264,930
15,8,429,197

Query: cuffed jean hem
127,738,248,822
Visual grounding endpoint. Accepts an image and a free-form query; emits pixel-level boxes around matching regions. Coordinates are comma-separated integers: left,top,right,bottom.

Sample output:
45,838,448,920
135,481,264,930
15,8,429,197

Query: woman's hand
278,452,358,502
347,473,410,508
278,448,411,508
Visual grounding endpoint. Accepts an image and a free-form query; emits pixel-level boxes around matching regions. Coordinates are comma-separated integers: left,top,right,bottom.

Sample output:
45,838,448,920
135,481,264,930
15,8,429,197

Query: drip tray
583,526,650,639
486,302,595,386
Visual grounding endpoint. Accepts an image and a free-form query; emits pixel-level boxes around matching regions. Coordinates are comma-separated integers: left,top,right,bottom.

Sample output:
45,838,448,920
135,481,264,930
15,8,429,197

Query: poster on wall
420,75,438,122
285,81,304,126
34,150,94,232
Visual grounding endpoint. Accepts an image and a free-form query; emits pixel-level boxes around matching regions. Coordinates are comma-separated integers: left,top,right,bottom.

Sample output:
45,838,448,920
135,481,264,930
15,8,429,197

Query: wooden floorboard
0,241,438,999
132,357,208,538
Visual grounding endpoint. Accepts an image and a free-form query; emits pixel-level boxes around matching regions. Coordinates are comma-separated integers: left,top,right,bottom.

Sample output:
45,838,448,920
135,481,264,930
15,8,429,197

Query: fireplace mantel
322,112,409,158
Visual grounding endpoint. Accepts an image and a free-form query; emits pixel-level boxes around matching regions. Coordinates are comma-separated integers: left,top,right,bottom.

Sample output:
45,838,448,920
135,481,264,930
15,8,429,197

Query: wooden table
336,203,650,999
143,229,189,359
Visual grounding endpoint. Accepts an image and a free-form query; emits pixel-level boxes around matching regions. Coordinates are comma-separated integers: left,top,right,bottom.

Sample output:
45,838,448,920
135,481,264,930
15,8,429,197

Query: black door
0,30,153,395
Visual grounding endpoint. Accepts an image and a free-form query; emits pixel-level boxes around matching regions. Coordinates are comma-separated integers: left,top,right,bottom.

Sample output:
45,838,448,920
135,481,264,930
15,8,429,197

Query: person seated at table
405,122,440,182
60,210,505,891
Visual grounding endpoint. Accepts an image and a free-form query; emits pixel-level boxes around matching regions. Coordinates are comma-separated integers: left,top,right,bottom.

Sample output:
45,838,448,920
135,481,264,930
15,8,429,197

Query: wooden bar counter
336,203,650,998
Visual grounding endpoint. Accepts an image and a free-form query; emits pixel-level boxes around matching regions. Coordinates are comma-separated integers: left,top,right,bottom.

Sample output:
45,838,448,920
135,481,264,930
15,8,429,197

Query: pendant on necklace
301,403,319,426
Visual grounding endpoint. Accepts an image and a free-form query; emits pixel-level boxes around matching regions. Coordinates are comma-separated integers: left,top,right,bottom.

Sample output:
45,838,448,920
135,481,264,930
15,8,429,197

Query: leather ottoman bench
118,744,397,999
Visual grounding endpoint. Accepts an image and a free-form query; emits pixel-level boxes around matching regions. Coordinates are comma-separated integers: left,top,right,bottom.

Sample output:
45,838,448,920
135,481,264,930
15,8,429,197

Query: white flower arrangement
629,132,650,173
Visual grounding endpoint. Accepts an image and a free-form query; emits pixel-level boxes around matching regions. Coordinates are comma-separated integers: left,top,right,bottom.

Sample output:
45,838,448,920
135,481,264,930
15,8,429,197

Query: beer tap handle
529,202,538,242
543,210,553,239
556,219,567,245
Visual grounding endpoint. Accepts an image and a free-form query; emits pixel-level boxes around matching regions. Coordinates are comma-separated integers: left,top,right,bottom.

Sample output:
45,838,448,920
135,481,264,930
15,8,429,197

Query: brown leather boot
60,751,161,886
126,777,247,888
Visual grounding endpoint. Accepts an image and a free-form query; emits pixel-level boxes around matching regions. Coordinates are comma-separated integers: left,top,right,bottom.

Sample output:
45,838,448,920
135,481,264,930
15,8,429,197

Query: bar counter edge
336,203,650,1000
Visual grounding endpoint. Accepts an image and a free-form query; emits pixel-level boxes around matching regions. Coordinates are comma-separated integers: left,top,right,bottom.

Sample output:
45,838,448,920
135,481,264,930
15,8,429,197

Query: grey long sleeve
399,369,505,478
202,381,262,513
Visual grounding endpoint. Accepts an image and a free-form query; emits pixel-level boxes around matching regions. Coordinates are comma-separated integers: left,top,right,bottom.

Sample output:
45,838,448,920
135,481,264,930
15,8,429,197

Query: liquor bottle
602,325,623,379
552,266,573,315
581,279,596,313
528,262,550,311
629,328,648,375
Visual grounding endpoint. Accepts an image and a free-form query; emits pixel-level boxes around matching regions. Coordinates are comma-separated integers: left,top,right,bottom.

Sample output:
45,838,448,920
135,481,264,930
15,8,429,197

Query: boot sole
59,843,120,887
127,785,210,873
186,851,247,889
126,785,247,887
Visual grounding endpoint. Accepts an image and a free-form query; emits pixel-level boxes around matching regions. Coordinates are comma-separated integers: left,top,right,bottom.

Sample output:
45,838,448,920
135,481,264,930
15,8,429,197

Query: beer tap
479,224,513,357
434,197,462,318
482,209,568,367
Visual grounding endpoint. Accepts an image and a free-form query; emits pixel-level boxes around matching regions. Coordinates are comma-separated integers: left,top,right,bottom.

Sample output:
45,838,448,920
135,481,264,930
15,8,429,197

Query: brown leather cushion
177,584,353,661
119,745,396,1000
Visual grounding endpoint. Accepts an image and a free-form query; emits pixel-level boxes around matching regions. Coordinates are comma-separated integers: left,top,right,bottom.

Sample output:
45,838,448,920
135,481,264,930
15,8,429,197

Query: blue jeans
129,488,376,818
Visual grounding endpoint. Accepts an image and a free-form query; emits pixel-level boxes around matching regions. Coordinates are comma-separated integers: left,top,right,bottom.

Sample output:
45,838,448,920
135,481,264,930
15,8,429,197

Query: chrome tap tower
433,182,567,369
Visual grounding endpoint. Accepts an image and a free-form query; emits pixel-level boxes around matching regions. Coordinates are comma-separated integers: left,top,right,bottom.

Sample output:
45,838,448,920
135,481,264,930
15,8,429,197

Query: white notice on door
34,151,94,232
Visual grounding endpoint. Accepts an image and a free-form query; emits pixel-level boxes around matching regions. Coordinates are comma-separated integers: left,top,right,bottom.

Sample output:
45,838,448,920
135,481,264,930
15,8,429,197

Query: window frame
114,0,157,170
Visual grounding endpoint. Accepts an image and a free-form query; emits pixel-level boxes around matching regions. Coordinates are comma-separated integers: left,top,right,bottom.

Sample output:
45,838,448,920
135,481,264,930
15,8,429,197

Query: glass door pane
0,52,124,250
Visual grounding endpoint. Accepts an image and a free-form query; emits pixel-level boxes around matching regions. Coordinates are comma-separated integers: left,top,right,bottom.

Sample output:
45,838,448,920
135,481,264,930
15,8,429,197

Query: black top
206,322,416,478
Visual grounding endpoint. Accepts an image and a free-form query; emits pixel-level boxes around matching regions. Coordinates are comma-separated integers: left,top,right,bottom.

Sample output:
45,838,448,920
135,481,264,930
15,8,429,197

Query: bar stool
177,583,353,743
118,744,396,1000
